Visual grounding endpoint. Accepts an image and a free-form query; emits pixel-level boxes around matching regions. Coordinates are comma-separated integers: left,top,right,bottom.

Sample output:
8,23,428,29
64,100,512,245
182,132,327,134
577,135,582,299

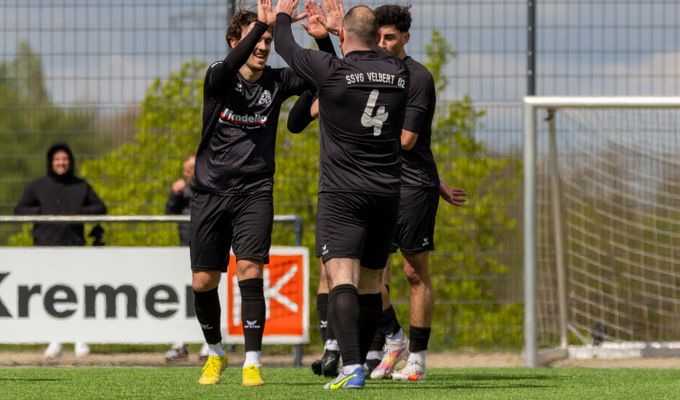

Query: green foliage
2,41,110,244
424,30,457,95
79,61,206,245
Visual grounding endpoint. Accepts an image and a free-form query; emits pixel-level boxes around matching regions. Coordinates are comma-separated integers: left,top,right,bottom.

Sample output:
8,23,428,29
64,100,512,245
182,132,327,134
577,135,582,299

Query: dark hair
374,4,412,33
226,10,258,48
343,5,379,47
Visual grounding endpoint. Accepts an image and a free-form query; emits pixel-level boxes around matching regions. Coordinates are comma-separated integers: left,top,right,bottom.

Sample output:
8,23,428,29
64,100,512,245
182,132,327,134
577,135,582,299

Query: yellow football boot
242,364,265,387
198,355,228,385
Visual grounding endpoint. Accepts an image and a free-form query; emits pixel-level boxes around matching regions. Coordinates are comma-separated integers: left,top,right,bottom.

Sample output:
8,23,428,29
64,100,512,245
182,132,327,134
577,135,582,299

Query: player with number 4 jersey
274,0,408,390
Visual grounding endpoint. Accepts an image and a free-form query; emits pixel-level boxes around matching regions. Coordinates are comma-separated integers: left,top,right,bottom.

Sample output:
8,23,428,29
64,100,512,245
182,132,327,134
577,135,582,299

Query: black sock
193,287,222,345
328,284,360,365
326,311,336,343
239,278,266,352
358,293,382,364
409,325,432,353
381,305,402,337
370,305,401,351
316,293,329,343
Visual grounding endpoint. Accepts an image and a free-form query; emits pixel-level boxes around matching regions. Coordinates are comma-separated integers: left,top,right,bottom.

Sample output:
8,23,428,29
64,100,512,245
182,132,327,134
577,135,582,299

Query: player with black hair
366,4,467,382
190,0,309,387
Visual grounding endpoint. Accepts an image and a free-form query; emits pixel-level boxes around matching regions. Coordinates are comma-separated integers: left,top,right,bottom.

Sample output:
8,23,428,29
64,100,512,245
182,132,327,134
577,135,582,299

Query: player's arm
286,1,336,133
81,183,107,215
274,3,336,87
401,129,419,150
439,178,467,206
301,0,337,56
288,91,317,133
14,182,41,215
165,179,187,213
402,70,433,151
207,1,272,92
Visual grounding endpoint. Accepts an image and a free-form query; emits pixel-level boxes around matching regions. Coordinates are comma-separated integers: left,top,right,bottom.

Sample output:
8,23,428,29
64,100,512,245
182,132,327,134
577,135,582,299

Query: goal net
523,97,680,365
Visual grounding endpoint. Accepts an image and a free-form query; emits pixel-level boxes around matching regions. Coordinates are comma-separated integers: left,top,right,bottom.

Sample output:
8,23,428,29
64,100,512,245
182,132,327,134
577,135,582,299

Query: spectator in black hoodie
15,142,107,245
14,142,107,358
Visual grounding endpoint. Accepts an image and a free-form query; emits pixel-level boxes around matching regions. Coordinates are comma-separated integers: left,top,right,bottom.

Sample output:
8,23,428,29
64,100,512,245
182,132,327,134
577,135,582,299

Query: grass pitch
2,366,680,399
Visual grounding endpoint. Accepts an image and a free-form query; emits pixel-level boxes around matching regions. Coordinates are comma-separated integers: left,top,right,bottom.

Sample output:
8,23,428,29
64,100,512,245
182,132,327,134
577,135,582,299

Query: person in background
163,155,210,362
15,142,107,358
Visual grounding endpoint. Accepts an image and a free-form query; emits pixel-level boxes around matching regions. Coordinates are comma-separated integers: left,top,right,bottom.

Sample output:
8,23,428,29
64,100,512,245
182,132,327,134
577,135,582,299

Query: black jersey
193,21,308,195
401,57,439,189
274,15,409,196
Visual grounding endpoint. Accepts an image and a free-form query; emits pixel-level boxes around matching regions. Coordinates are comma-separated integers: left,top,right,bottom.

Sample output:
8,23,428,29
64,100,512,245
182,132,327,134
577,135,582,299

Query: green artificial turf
2,367,680,399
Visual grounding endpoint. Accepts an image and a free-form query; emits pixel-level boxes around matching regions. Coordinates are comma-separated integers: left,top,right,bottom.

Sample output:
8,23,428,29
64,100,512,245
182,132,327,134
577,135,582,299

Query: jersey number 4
361,89,389,136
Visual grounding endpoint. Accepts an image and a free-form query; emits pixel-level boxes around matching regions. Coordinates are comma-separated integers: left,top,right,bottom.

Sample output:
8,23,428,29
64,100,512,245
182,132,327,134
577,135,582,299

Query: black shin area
239,278,266,352
193,287,222,344
328,284,361,365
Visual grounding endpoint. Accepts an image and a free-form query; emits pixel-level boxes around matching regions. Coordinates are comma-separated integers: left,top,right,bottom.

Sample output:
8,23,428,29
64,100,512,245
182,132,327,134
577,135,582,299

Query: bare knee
402,252,430,287
403,263,422,286
192,271,221,292
237,259,263,281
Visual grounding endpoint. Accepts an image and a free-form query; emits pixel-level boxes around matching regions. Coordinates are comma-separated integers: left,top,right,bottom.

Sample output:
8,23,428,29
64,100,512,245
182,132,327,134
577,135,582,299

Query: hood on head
47,142,75,179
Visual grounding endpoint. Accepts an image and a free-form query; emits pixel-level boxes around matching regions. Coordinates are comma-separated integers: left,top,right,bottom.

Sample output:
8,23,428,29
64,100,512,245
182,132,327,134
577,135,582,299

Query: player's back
317,50,409,196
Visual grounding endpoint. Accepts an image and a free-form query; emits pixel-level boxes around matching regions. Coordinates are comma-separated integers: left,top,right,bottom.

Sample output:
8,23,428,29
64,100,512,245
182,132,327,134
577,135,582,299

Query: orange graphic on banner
226,253,306,338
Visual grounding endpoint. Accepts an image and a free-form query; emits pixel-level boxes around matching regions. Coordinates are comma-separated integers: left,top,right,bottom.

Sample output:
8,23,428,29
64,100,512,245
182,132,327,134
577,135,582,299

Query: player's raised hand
320,0,344,36
301,1,329,39
258,0,276,25
275,0,303,20
439,179,467,206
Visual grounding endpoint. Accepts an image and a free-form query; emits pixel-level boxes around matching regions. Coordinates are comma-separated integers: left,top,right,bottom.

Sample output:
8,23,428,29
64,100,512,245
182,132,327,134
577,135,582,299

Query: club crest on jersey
219,107,268,127
257,89,272,107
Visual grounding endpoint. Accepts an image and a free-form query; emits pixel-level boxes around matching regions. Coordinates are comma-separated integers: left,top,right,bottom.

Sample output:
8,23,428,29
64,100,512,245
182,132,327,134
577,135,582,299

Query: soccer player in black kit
274,0,409,390
190,0,308,387
366,5,467,382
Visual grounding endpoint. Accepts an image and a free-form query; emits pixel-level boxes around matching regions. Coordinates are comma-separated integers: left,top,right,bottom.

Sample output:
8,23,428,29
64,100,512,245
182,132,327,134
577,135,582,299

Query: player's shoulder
404,57,434,83
375,49,410,76
264,65,293,80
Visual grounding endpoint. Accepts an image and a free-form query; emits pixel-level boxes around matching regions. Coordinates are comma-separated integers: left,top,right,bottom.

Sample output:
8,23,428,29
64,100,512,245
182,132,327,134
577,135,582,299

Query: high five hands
264,0,307,24
272,0,344,36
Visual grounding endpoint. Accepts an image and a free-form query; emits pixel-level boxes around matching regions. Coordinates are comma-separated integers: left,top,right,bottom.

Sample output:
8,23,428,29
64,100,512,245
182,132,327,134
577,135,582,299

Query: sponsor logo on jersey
219,107,268,126
257,89,272,107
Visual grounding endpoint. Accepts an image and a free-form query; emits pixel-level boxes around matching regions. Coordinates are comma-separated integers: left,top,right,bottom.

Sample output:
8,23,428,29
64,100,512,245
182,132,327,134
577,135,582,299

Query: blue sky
1,0,679,107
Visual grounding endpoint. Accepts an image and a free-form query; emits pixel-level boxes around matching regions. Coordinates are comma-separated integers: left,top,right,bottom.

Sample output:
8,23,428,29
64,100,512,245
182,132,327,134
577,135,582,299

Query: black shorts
316,192,399,269
392,187,439,254
190,191,273,271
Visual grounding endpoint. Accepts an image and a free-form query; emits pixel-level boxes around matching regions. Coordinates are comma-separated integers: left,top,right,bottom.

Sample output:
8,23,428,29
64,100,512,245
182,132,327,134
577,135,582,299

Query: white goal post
523,97,680,367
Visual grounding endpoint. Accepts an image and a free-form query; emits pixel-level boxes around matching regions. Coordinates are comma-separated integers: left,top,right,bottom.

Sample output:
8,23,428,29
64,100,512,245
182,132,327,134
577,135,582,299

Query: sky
1,0,679,154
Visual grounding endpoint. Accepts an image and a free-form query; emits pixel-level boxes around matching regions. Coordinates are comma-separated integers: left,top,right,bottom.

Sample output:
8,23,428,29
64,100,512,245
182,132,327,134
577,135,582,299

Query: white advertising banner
0,246,308,344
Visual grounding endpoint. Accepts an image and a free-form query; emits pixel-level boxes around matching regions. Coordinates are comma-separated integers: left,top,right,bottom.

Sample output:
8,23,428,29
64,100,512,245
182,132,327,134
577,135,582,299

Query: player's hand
320,0,344,36
439,179,467,206
301,1,329,39
275,0,304,20
172,179,186,195
258,0,277,26
310,98,319,118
